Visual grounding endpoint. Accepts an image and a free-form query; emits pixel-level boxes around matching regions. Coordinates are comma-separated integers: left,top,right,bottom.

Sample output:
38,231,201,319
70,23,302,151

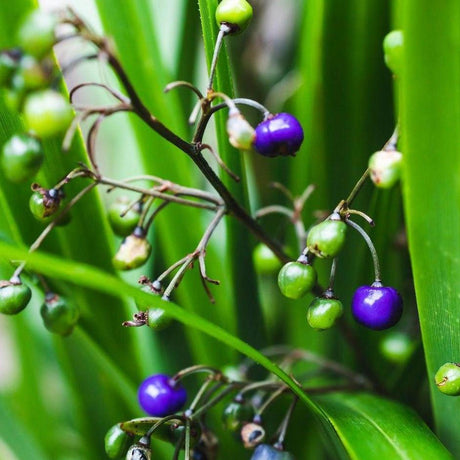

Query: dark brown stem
97,176,219,211
96,42,289,262
104,51,192,153
189,148,289,262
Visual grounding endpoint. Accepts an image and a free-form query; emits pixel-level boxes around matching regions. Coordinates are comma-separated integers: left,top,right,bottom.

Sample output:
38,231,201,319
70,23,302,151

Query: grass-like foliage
0,1,459,459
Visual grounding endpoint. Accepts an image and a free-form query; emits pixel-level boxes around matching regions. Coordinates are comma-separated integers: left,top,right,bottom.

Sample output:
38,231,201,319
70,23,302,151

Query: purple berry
138,374,187,417
351,283,403,330
253,113,304,157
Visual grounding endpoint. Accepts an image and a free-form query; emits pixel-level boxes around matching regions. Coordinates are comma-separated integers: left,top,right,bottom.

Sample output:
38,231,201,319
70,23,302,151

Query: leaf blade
315,392,453,460
400,0,460,455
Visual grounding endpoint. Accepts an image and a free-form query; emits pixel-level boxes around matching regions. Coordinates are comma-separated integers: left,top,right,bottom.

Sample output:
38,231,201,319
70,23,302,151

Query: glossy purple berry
253,113,304,157
138,374,187,417
351,283,403,330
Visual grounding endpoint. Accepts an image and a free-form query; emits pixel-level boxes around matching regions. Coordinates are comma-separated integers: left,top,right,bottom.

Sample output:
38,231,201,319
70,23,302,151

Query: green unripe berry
29,189,61,221
215,0,253,35
383,30,403,75
222,399,254,432
0,279,32,315
135,286,172,331
307,296,343,330
369,149,403,189
1,133,44,183
4,72,27,112
379,332,415,364
17,55,52,90
307,219,347,258
253,243,282,275
3,87,24,112
435,362,460,396
23,89,73,138
113,231,152,270
278,261,317,299
104,424,133,459
108,197,141,237
17,10,57,58
146,306,172,331
40,293,79,336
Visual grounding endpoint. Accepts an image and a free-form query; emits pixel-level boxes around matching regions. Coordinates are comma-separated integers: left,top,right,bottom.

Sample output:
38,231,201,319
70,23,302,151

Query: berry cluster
274,211,404,331
0,10,73,181
105,349,370,459
0,274,79,336
254,181,404,332
0,2,308,348
0,4,409,368
0,10,79,334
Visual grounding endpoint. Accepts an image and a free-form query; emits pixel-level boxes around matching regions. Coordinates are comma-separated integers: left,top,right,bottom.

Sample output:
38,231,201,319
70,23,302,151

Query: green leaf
315,392,453,459
0,397,48,460
400,1,460,455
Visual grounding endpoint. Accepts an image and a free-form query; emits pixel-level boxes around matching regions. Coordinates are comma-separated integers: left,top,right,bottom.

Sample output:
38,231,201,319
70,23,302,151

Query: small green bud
369,149,403,189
